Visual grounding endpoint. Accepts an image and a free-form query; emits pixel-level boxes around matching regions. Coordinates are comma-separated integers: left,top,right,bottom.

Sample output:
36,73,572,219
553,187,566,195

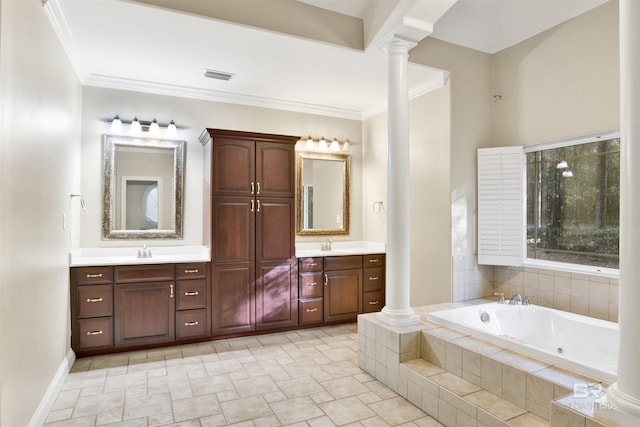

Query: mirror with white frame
296,152,350,236
102,134,185,240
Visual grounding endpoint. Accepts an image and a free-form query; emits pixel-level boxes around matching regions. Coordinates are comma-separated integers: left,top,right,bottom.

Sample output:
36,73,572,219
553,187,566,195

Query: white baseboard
28,349,76,427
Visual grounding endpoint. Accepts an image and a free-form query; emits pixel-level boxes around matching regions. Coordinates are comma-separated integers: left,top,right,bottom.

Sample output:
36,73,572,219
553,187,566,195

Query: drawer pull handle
86,297,103,303
368,259,380,263
170,284,174,298
369,277,379,281
250,182,255,195
257,182,261,195
184,321,199,326
369,301,379,305
184,291,199,296
306,308,318,313
306,282,317,287
324,274,328,286
86,330,103,336
184,269,199,274
86,273,103,278
306,262,318,267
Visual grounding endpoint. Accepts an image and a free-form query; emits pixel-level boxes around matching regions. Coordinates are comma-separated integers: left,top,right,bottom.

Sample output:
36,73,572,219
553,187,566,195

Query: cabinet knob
86,297,103,303
184,291,199,296
86,330,103,336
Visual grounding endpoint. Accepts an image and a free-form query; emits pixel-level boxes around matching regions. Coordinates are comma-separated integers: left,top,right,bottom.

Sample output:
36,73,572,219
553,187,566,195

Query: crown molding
42,0,87,81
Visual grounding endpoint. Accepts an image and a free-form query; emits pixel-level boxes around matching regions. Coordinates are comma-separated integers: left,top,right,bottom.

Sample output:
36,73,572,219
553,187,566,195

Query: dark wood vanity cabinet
70,262,210,356
298,254,385,325
201,129,298,336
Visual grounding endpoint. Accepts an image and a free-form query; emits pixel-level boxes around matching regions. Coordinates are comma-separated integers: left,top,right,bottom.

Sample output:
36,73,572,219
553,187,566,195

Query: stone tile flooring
45,324,443,427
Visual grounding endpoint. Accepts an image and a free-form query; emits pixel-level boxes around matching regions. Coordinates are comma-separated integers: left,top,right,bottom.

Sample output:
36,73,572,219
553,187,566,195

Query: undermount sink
295,241,386,258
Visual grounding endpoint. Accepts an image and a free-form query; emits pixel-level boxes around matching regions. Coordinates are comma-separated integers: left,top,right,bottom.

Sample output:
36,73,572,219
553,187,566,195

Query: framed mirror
102,134,185,240
296,152,350,236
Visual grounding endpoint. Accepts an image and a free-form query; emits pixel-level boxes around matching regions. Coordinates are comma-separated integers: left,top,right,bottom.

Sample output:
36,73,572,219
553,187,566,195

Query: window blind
477,146,525,266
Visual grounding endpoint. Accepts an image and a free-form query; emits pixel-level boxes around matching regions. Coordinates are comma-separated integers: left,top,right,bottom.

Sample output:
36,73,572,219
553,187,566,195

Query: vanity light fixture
296,136,351,153
107,115,181,138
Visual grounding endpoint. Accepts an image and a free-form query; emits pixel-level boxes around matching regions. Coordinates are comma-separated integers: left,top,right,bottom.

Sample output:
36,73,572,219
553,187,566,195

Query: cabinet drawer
176,309,207,339
176,280,207,310
75,266,113,285
299,257,323,272
115,264,174,283
299,299,323,324
363,267,384,292
77,284,113,318
363,291,383,313
324,255,362,271
364,254,385,267
77,317,112,350
175,263,207,280
299,272,323,298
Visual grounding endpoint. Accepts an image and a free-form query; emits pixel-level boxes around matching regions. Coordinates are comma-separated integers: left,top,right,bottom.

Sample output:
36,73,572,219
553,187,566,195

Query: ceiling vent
204,69,235,81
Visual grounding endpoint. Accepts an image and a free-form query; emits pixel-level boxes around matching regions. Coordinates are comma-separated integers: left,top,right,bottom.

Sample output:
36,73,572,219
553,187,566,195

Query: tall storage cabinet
200,129,298,336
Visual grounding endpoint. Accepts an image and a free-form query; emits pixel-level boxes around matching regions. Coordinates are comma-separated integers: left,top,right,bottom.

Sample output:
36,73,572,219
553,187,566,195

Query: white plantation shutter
477,146,525,266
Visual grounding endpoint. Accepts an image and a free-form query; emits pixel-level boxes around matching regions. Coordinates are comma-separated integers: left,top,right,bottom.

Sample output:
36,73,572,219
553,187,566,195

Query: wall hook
70,194,86,210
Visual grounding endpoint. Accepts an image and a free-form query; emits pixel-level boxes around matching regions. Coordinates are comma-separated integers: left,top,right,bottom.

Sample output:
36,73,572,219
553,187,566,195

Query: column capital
380,35,418,56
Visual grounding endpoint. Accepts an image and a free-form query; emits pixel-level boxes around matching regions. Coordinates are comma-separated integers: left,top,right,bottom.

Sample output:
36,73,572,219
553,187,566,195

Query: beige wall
492,0,619,147
0,0,83,425
80,87,364,247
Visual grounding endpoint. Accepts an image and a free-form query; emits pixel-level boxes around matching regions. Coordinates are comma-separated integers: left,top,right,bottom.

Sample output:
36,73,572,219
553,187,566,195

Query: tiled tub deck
358,304,621,427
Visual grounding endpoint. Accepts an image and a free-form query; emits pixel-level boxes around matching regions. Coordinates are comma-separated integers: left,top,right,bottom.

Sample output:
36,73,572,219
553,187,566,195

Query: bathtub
427,302,618,383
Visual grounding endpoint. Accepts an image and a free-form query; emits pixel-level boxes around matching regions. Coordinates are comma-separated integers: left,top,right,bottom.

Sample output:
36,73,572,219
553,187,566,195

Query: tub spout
509,293,522,305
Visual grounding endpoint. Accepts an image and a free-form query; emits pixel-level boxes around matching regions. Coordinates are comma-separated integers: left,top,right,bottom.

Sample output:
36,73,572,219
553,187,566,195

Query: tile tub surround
492,266,618,322
358,306,620,427
45,323,443,426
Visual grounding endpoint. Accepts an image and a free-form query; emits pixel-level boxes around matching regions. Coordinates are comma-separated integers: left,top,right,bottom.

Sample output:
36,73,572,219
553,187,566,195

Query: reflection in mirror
102,134,185,240
296,152,349,236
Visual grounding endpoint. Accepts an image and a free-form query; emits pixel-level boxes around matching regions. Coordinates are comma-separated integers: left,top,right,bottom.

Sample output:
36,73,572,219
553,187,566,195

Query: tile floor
45,324,443,427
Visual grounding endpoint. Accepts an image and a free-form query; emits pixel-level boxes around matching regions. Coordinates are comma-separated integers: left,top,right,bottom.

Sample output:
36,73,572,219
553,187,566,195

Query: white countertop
295,241,385,258
69,245,210,267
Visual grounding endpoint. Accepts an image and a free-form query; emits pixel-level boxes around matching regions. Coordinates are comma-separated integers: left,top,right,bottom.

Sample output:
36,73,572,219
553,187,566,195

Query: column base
594,383,640,426
376,306,421,326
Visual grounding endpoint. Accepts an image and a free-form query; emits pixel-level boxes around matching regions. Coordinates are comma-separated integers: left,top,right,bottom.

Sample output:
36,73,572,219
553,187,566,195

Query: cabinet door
213,138,255,196
324,269,362,323
212,197,255,335
114,282,175,347
255,197,297,330
256,142,295,198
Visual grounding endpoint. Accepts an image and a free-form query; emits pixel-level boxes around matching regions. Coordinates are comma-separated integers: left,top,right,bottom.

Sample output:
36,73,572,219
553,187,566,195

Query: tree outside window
526,138,620,268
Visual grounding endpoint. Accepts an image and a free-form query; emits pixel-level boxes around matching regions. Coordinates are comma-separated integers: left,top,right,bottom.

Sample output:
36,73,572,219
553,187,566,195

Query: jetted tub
427,302,618,383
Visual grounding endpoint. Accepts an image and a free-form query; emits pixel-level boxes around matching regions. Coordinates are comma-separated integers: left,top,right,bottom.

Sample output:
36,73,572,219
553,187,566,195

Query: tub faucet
522,295,535,306
509,293,522,305
494,293,505,304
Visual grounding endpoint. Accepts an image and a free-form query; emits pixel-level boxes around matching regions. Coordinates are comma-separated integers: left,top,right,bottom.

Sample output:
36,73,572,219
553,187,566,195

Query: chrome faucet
494,292,505,304
321,239,332,251
509,293,522,305
522,295,535,306
137,244,152,258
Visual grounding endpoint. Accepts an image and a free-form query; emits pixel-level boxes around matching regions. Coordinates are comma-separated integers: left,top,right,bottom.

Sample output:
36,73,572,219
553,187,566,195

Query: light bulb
166,120,177,138
305,136,315,151
149,118,160,136
110,115,122,133
130,117,142,135
342,139,351,152
318,137,328,151
330,138,340,151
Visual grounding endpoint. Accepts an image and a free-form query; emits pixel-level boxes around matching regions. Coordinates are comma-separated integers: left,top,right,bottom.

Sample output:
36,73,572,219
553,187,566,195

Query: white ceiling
45,0,609,120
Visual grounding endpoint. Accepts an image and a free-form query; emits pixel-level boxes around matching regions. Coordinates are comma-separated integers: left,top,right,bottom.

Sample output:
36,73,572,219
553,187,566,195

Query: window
526,137,620,269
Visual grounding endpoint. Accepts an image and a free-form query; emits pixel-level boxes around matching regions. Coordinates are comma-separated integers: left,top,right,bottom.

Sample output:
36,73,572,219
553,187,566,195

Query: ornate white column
596,1,640,423
377,36,420,326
